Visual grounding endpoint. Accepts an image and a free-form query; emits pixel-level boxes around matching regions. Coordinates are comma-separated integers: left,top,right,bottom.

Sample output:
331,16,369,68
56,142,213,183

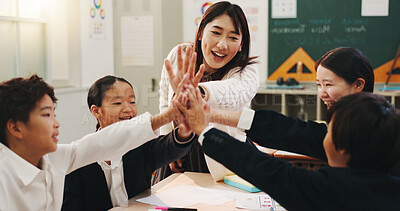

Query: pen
155,206,197,211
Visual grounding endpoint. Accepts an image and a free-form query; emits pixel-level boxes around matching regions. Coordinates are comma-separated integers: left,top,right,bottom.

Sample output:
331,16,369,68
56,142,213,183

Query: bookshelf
252,83,400,121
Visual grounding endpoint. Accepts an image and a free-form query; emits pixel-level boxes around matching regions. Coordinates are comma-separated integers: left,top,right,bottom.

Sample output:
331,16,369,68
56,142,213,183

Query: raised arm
176,84,328,161
57,102,180,175
159,44,204,135
209,108,242,128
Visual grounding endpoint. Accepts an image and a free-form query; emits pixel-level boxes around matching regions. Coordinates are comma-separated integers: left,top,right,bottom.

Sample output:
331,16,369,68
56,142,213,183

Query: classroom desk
116,172,270,211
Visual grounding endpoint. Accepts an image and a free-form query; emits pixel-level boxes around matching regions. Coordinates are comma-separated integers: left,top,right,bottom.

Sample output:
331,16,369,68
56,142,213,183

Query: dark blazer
202,127,400,211
62,130,195,211
245,109,400,177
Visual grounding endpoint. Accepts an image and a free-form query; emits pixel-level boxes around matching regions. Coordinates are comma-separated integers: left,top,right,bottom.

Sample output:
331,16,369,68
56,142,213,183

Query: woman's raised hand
165,45,205,93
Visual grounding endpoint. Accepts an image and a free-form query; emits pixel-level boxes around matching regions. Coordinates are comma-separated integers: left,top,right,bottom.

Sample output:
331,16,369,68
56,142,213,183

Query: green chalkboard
268,0,400,77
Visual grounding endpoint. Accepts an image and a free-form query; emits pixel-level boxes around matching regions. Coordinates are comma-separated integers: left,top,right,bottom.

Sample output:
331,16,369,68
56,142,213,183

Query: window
0,0,49,81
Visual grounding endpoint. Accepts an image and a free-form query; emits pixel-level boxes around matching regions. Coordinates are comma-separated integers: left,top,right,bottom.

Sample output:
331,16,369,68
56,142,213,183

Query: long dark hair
315,47,374,92
87,75,133,130
194,1,256,80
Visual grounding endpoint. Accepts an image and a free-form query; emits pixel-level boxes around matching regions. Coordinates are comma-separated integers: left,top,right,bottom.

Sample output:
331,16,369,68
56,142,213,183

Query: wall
55,0,114,143
113,0,183,115
55,88,97,144
55,0,183,143
80,0,115,87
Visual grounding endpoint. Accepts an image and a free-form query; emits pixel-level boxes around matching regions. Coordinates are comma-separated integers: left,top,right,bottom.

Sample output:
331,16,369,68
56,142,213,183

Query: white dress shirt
97,127,194,208
198,108,255,145
99,158,129,208
0,112,156,211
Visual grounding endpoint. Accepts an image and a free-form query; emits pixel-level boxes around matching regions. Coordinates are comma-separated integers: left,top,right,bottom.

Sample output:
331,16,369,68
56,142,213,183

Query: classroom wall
55,88,97,144
55,0,184,143
80,0,115,87
52,0,397,143
55,0,113,143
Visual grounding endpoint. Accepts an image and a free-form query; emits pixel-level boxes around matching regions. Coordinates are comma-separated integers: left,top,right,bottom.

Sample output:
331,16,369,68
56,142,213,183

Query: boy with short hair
0,75,176,210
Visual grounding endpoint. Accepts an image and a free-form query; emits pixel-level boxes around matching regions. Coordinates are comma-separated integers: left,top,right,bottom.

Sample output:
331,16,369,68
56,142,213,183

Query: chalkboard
268,0,400,82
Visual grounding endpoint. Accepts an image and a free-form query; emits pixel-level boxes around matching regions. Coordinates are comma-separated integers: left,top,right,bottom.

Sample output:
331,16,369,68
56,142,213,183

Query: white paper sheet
361,0,389,16
204,154,233,182
271,0,297,19
236,193,286,210
121,16,154,66
136,185,233,207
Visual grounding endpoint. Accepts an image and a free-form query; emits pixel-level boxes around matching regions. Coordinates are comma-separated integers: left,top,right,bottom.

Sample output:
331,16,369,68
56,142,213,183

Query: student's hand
170,74,190,120
169,159,185,173
174,84,193,139
174,86,210,135
165,45,205,93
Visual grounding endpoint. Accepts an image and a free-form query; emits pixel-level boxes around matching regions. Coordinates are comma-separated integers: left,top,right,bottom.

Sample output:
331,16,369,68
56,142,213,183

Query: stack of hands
165,45,213,172
166,45,212,137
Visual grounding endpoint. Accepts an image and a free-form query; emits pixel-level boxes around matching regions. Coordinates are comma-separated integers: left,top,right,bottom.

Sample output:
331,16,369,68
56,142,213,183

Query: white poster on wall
89,0,107,39
81,0,114,87
120,16,154,66
271,0,297,19
361,0,389,16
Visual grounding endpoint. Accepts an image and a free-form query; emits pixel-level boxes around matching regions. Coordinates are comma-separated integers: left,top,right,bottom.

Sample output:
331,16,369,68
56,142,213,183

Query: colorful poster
89,0,106,40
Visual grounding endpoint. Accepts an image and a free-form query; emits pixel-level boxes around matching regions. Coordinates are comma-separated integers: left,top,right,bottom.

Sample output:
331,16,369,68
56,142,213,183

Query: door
113,0,182,114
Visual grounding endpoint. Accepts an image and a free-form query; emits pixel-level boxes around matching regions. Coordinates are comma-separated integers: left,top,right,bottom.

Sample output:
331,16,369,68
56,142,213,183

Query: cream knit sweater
159,43,259,141
159,43,259,180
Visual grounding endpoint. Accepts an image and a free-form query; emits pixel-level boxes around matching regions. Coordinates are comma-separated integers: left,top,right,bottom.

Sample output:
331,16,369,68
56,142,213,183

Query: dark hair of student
327,92,400,173
0,74,57,147
315,47,374,92
87,75,133,130
193,1,256,80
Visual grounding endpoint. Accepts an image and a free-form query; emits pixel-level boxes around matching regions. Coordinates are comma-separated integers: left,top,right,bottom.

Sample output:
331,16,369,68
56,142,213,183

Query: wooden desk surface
117,172,268,211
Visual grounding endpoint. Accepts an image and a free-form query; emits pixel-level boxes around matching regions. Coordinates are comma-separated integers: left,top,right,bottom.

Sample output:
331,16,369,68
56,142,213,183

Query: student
0,75,179,210
154,0,259,183
176,85,400,210
206,46,398,176
61,76,196,210
191,47,380,169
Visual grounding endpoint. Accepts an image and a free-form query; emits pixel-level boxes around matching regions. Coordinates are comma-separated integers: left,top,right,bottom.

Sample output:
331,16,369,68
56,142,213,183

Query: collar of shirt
0,143,42,186
96,127,122,169
98,157,123,169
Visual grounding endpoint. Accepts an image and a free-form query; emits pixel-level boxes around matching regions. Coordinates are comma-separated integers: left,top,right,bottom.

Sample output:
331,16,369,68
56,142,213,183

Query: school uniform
197,109,400,210
244,109,400,177
0,113,156,211
61,128,196,211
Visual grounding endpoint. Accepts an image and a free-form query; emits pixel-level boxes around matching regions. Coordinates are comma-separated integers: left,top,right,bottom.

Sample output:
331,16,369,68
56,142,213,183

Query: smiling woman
200,14,243,72
154,1,260,184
